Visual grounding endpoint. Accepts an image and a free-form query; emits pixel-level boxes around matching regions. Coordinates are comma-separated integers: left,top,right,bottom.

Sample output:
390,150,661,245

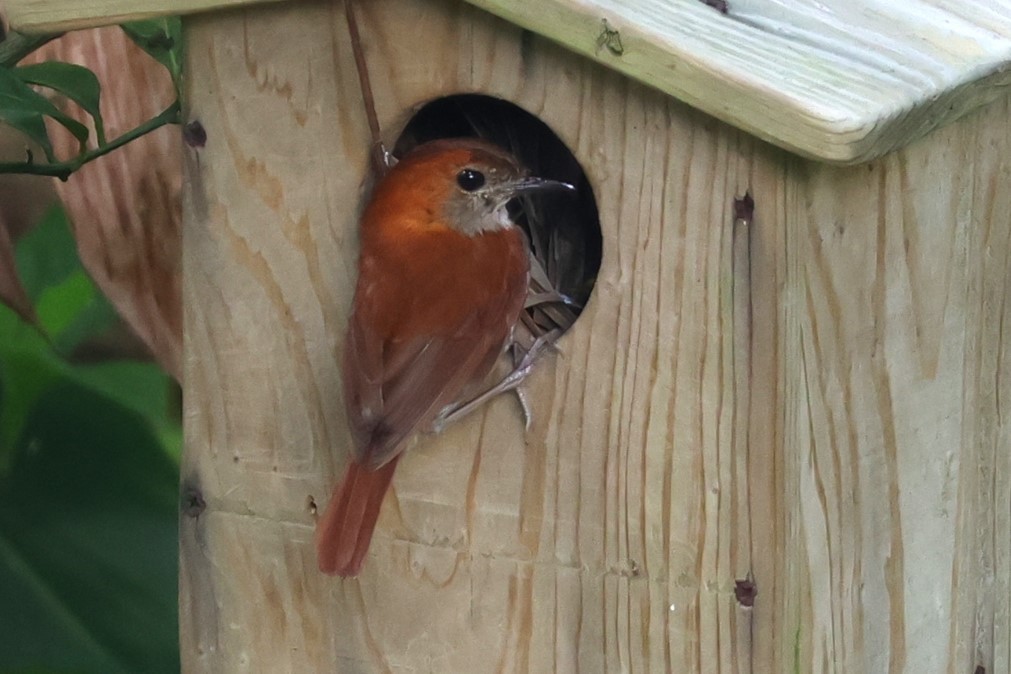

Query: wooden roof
5,0,1011,163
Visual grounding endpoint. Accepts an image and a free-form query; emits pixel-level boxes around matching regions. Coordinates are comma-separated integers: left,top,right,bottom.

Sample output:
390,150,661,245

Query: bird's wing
342,302,515,468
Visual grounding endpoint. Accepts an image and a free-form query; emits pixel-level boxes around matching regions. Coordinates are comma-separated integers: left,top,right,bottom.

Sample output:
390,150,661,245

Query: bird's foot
432,329,563,432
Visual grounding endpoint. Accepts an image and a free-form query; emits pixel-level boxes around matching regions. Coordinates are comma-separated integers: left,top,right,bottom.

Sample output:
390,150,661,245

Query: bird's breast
356,222,528,341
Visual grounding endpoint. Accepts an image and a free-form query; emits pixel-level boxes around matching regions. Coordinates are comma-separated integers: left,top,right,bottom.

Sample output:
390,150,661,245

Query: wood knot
734,577,757,607
612,558,641,578
307,495,318,517
183,120,207,148
596,20,624,57
181,486,206,518
733,191,755,223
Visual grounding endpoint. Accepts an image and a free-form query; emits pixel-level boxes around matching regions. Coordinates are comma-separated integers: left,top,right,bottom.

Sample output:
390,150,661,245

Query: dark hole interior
394,94,602,341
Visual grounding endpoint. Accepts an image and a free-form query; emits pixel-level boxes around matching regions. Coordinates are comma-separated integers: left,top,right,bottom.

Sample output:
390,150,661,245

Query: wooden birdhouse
7,0,1010,671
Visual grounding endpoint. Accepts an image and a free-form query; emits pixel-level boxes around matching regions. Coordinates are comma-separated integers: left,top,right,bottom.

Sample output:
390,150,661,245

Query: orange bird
316,138,572,577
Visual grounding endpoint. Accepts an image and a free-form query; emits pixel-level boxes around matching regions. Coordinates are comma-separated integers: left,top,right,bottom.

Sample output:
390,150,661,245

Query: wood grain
179,0,1010,671
466,0,1011,165
181,0,770,670
768,95,1011,673
1,0,289,32
7,0,1011,165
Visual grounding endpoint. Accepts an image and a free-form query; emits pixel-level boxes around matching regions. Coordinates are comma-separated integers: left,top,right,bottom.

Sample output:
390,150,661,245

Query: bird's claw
514,328,563,370
514,387,533,431
431,329,562,432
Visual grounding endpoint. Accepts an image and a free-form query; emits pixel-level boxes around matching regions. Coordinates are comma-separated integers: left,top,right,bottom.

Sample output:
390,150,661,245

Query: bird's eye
456,168,486,192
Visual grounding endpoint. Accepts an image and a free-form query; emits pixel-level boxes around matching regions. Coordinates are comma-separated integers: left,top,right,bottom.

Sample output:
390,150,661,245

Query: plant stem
0,100,180,181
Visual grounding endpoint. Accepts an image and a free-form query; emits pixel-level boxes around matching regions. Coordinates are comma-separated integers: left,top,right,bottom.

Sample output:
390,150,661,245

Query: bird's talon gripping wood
514,386,533,431
433,326,563,432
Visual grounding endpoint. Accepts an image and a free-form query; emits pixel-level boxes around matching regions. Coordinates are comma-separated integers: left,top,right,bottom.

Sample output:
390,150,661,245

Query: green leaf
0,337,62,472
10,204,117,354
0,205,117,467
15,62,106,145
13,205,81,302
0,378,179,673
0,201,181,671
0,104,55,163
0,68,90,154
35,271,96,339
37,271,118,354
72,361,181,462
121,18,183,89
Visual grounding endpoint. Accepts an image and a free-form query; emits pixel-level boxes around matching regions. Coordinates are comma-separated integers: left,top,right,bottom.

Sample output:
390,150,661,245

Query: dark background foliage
0,205,180,673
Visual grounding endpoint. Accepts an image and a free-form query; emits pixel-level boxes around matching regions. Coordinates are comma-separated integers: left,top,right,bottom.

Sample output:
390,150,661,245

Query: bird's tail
315,455,401,577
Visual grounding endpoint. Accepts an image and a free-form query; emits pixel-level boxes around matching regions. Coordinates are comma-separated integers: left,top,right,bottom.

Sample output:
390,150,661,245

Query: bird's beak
508,176,576,196
487,177,576,204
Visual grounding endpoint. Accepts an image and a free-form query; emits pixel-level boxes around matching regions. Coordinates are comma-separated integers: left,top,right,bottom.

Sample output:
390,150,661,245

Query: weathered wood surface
181,0,760,670
468,0,1011,165
772,95,1011,673
7,0,1011,165
0,0,289,31
180,0,1010,671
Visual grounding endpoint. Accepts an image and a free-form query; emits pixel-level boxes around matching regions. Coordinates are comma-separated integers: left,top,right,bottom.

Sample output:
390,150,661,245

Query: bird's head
375,138,574,236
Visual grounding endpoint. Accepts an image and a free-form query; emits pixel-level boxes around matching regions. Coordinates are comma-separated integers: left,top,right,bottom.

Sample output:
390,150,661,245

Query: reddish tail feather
315,455,401,577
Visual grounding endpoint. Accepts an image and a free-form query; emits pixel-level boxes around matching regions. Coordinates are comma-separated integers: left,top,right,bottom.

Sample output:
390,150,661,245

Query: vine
0,17,183,181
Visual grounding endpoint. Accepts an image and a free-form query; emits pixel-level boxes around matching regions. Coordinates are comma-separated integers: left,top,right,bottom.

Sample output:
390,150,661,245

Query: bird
316,137,573,577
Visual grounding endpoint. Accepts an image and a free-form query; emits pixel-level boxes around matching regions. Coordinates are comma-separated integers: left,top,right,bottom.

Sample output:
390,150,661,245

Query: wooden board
180,0,1011,670
180,0,770,670
773,94,1011,673
5,0,1011,164
0,0,289,30
467,0,1011,165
